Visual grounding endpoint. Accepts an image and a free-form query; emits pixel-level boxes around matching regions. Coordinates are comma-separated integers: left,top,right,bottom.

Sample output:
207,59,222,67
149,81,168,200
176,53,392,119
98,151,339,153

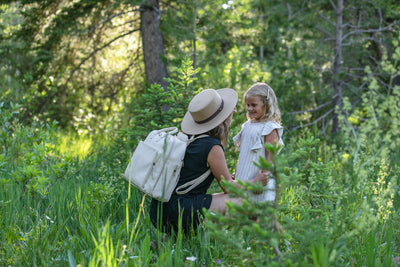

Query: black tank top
174,136,223,195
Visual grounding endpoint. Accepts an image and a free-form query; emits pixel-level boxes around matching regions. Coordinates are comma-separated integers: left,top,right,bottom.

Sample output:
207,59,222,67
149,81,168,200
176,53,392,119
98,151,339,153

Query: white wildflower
186,256,197,262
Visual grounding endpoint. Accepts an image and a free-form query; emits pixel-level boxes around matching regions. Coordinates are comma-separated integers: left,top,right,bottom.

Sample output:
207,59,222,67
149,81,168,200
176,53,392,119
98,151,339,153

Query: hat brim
181,88,238,135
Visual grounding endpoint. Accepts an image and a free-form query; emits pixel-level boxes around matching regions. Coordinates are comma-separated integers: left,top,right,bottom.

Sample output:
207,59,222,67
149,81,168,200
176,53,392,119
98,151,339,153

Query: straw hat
181,88,238,135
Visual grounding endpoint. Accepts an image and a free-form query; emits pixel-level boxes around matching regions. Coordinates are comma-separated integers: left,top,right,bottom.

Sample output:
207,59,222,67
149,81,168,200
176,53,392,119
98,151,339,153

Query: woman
149,88,270,233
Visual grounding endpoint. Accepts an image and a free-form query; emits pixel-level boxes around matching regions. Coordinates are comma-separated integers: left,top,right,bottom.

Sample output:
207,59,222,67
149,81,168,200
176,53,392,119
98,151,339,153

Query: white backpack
124,127,211,202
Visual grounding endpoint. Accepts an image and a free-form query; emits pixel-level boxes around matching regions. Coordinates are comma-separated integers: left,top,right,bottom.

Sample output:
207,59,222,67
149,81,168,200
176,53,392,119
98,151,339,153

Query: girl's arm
264,129,279,162
207,145,269,193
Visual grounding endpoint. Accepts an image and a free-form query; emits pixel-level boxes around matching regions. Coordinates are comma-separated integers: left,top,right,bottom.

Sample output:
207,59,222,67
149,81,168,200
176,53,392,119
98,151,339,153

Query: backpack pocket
125,140,161,190
151,160,181,201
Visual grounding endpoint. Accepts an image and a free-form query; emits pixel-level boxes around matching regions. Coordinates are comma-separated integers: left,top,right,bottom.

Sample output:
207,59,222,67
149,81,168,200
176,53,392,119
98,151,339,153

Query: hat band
195,99,225,124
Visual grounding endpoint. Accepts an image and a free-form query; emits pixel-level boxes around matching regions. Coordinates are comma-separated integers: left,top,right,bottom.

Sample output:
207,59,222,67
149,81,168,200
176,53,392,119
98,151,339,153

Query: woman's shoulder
188,136,223,156
202,135,221,142
192,135,222,146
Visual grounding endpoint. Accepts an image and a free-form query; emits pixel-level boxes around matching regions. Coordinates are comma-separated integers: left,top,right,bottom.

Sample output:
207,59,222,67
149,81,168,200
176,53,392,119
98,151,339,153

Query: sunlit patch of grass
55,132,93,159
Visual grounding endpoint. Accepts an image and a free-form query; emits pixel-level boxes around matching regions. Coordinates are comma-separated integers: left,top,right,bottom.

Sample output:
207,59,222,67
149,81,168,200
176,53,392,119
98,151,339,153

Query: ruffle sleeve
253,121,284,152
233,121,249,151
262,121,284,142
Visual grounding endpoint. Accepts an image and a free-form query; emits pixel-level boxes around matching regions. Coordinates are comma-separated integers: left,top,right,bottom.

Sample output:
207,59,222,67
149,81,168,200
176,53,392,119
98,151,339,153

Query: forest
0,0,399,266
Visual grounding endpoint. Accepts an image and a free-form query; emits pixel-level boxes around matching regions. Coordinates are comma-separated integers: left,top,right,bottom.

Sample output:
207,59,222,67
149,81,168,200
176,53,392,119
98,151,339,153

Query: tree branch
285,2,307,20
89,9,140,33
316,26,334,39
286,3,292,20
110,18,141,29
329,0,337,11
286,101,333,115
342,25,393,40
290,108,335,131
345,73,365,80
342,37,377,46
342,67,365,71
66,28,139,84
316,11,335,27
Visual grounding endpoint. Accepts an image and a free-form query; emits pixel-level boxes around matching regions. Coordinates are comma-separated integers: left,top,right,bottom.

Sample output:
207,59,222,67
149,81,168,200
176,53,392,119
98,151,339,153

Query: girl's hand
253,170,270,186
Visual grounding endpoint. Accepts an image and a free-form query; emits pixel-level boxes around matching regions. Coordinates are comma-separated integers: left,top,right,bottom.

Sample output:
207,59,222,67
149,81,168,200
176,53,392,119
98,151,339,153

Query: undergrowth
1,56,399,266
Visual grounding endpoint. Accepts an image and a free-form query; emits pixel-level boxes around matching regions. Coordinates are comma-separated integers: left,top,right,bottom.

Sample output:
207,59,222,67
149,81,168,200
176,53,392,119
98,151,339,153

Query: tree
317,0,396,133
1,0,398,136
252,0,398,133
299,0,398,133
1,0,169,128
140,0,169,90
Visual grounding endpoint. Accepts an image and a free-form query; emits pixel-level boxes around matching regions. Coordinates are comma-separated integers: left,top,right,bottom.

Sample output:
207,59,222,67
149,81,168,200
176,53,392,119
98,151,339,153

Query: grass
56,132,94,159
0,124,399,266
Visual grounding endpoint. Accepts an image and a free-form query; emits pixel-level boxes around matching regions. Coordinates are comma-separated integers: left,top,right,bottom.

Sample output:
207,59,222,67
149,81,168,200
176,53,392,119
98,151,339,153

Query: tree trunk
140,0,169,90
331,0,343,133
192,0,197,69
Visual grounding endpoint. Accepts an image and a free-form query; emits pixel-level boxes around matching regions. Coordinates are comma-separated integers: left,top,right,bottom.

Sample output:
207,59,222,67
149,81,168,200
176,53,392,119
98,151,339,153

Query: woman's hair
205,118,230,146
245,82,281,124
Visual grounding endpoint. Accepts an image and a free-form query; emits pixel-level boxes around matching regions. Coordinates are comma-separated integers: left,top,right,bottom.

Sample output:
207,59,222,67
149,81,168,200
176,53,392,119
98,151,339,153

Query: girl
233,82,284,203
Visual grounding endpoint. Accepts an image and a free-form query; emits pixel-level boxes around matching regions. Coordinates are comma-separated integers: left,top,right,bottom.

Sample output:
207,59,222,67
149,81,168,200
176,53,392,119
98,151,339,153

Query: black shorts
149,194,212,234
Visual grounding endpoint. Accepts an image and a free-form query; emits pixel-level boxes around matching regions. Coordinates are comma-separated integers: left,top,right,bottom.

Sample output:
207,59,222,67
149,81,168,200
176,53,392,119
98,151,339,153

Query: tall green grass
56,132,93,159
1,55,400,265
1,107,399,266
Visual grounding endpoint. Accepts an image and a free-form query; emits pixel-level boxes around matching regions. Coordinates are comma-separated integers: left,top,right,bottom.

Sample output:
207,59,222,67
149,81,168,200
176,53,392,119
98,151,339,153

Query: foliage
203,32,400,260
1,1,400,265
1,0,144,128
205,143,284,266
0,99,138,266
205,129,399,266
2,0,399,135
1,84,400,266
118,56,199,148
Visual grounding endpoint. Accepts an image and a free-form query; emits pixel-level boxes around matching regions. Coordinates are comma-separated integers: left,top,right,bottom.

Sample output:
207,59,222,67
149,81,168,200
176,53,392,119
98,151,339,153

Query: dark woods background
1,0,398,134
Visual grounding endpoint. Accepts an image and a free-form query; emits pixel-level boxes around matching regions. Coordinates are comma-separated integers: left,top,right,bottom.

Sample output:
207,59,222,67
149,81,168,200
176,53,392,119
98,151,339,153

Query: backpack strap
175,169,212,195
158,127,178,135
187,134,209,145
175,134,211,195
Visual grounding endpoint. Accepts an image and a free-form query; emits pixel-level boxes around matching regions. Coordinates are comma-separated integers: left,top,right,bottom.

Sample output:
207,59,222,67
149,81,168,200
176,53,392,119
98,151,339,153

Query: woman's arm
207,145,269,193
207,145,233,193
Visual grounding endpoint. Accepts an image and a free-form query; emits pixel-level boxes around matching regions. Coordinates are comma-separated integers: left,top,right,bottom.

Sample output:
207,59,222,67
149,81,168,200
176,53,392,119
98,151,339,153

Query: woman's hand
207,145,270,193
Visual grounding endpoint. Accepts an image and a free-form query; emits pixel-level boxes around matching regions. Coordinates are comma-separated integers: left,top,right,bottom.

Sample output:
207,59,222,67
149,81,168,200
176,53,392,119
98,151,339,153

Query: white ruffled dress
233,120,284,202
